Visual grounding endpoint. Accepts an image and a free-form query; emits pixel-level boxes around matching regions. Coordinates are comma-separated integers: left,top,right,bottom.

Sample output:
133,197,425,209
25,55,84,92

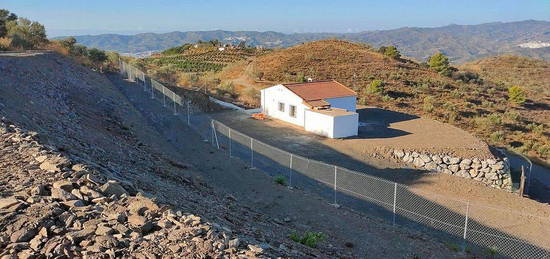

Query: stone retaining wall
392,149,512,191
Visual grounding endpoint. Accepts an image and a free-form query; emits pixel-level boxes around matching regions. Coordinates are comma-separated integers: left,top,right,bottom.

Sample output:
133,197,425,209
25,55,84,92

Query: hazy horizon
3,0,549,38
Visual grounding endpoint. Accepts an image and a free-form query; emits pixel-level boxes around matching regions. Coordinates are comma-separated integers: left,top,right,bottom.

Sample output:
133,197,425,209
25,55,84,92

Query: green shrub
487,113,503,126
289,231,325,248
379,45,401,59
490,131,505,143
508,85,527,105
274,175,287,186
216,82,238,98
428,52,451,75
365,80,384,95
504,111,520,121
381,95,393,102
526,123,544,135
423,96,435,113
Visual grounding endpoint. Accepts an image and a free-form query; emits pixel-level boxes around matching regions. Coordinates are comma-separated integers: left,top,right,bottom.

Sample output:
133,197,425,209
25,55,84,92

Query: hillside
461,56,550,99
1,51,484,257
64,20,550,63
220,40,549,164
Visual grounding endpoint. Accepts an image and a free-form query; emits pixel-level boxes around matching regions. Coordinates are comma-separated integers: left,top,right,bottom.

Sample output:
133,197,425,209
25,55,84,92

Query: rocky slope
0,51,478,257
0,119,268,257
0,52,311,257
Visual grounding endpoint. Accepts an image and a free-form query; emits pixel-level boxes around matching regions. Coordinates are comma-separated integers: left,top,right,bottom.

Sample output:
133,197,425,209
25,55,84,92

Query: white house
260,80,358,138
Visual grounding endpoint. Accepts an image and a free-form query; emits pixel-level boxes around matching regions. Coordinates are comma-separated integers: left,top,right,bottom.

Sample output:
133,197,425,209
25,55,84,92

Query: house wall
304,110,334,138
261,85,307,127
325,96,357,112
332,113,359,138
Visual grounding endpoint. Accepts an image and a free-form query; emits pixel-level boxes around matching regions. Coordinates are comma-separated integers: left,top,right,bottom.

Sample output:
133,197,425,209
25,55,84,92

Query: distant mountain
58,20,550,63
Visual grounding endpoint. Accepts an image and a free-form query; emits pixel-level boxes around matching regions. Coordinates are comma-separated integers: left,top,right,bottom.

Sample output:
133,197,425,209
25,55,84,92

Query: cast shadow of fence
120,61,550,259
211,120,550,259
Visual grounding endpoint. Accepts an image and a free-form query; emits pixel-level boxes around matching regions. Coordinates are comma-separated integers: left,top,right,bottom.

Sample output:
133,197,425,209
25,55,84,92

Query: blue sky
3,0,549,37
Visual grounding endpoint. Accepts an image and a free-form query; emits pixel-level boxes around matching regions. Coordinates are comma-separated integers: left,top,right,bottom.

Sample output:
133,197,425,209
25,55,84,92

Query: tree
428,52,451,76
508,85,526,105
0,9,17,37
5,17,47,49
60,37,77,49
365,80,385,95
87,48,108,72
380,45,401,59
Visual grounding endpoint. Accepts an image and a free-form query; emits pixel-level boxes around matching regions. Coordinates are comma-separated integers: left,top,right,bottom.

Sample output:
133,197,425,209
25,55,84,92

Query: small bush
423,96,435,113
508,85,526,105
274,175,287,186
490,131,505,143
290,231,325,248
216,82,237,98
526,123,544,135
0,37,12,50
487,113,503,126
503,111,520,121
365,80,384,95
381,95,393,102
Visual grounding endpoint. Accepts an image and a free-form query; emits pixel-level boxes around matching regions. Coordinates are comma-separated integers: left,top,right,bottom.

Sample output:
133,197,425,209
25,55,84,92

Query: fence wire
119,61,550,259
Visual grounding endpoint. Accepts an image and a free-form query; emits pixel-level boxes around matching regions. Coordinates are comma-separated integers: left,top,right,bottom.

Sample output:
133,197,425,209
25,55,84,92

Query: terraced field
139,48,262,73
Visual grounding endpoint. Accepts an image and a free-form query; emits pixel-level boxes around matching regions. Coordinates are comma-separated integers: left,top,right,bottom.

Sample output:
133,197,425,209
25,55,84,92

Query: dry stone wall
391,149,512,191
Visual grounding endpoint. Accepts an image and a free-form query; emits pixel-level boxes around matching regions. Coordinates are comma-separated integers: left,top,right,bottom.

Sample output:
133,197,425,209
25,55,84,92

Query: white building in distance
260,80,358,138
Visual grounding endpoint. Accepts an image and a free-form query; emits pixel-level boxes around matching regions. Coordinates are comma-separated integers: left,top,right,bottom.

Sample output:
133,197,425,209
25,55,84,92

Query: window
289,105,297,118
278,102,285,112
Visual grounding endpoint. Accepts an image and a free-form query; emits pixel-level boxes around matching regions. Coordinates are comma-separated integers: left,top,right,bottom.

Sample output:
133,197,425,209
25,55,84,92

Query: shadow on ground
103,75,550,258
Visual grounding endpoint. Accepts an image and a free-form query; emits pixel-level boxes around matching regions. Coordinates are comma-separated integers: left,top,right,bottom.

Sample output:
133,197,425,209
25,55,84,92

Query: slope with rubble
0,51,482,257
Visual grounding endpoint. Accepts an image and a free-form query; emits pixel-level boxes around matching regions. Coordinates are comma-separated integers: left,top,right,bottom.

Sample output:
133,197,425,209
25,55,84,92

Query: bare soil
0,52,481,257
212,107,550,251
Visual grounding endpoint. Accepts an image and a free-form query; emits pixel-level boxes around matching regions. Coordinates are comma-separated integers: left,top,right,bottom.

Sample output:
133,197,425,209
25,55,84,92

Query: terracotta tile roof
283,80,356,101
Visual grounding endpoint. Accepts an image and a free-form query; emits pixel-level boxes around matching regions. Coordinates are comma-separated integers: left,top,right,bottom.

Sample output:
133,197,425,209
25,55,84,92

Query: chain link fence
119,61,550,258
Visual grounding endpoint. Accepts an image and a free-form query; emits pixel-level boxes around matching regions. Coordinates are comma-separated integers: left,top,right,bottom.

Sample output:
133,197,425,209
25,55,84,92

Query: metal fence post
333,166,337,205
250,138,254,168
462,201,470,251
228,127,232,157
150,77,154,99
211,120,219,149
289,154,293,188
172,92,177,115
162,86,166,107
393,183,397,225
187,101,191,125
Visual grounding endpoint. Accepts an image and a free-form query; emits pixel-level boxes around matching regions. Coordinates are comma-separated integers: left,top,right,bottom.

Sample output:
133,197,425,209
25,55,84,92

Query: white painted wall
261,84,358,138
261,85,307,127
332,113,359,138
304,110,334,138
325,96,357,112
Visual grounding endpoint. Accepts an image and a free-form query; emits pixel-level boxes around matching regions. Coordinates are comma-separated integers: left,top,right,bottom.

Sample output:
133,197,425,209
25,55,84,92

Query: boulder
468,169,479,178
456,170,471,178
52,180,74,192
459,163,471,170
0,197,20,209
128,215,153,233
393,149,405,159
460,159,472,166
449,157,461,165
442,156,452,164
413,157,425,168
51,188,78,201
448,165,460,173
99,180,128,198
425,162,438,171
431,155,442,164
419,154,432,163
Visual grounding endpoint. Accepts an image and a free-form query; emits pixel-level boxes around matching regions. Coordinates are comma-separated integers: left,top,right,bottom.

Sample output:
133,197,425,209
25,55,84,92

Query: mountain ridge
57,20,550,63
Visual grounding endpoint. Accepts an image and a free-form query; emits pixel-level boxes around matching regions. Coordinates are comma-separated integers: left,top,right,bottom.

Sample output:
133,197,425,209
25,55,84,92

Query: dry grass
234,40,550,164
